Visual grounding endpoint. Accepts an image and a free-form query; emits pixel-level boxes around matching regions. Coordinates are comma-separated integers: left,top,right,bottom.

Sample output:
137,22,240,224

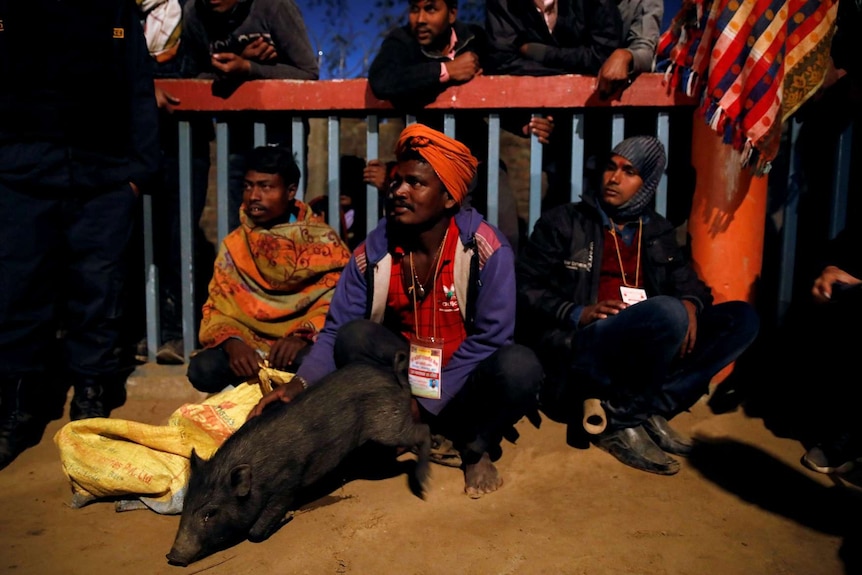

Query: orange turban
395,123,479,205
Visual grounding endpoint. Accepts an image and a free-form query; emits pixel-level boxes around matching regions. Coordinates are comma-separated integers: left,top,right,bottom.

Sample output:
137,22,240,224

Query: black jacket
369,20,488,111
368,20,530,160
0,0,159,192
515,194,713,351
485,0,622,76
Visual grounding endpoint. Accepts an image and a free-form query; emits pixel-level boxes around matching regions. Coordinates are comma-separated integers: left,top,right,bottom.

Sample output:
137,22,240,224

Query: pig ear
393,350,408,373
190,448,204,472
230,464,253,498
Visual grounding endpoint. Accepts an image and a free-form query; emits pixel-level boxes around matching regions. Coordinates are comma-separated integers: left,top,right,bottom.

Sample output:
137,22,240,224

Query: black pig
166,354,431,566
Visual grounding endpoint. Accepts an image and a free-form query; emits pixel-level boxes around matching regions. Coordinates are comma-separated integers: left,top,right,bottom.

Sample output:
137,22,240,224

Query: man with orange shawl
250,124,543,499
186,146,351,393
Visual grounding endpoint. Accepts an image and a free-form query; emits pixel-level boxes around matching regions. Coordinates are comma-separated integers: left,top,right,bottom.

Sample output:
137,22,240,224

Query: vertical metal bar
777,120,802,323
611,113,625,147
216,121,230,243
655,111,670,217
142,192,159,362
829,123,853,239
328,116,341,236
444,113,456,138
292,116,306,201
253,121,266,147
406,114,417,126
570,113,585,203
366,114,380,234
178,121,196,363
486,114,501,227
528,119,543,235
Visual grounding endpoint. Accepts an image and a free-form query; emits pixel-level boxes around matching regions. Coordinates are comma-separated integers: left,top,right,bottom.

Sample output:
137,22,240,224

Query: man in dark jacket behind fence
367,0,553,254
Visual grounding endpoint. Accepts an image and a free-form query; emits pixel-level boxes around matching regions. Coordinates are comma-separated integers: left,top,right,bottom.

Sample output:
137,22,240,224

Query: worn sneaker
801,437,861,475
156,339,185,365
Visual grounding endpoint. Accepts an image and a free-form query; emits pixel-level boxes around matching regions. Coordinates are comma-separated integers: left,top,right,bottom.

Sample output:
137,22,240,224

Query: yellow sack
54,382,265,515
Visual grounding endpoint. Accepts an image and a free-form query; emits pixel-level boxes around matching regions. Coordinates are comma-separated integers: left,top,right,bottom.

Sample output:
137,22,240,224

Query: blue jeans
333,319,543,463
564,296,759,430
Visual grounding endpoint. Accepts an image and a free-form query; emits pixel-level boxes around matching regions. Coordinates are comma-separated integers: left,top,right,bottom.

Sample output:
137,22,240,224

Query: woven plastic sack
54,381,267,515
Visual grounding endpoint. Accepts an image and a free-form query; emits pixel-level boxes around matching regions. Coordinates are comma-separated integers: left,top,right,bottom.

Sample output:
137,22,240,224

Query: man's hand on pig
247,377,306,421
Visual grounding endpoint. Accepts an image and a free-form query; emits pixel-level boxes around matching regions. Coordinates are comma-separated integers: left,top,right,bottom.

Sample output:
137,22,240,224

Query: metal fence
145,74,853,363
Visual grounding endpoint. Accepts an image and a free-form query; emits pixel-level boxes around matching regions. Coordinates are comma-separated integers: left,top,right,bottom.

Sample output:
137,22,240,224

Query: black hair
244,145,301,187
409,0,458,9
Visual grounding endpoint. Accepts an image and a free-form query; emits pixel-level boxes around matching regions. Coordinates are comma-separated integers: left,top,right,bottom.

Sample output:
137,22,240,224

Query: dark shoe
642,415,694,456
156,339,185,365
70,385,108,420
592,426,680,475
801,435,861,474
0,410,44,471
708,376,746,414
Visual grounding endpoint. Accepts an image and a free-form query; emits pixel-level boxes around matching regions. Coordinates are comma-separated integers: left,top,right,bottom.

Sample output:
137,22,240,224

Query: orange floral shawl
199,202,351,351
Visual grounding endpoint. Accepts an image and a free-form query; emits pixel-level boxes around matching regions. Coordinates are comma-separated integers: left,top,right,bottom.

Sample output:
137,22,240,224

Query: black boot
591,425,680,475
642,414,695,456
70,375,125,420
0,376,46,471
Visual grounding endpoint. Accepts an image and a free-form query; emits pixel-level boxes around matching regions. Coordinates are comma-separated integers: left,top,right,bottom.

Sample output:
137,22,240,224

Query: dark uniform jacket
0,0,159,192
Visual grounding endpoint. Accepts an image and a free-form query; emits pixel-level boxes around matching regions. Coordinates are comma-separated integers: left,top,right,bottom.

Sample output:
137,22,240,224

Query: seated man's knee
336,318,379,342
186,350,229,393
496,344,543,400
334,319,380,366
645,295,690,339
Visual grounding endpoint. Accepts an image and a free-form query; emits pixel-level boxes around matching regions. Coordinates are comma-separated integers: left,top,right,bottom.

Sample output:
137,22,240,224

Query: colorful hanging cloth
657,0,839,174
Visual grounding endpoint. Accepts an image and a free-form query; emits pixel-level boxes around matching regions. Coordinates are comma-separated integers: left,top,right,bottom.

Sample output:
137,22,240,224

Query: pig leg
248,494,294,542
373,421,431,498
410,422,432,496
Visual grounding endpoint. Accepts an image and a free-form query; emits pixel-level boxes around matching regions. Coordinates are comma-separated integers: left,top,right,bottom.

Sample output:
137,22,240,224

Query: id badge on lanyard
408,335,444,399
619,286,647,305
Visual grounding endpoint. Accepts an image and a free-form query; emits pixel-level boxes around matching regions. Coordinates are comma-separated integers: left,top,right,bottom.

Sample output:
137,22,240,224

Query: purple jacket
297,208,516,415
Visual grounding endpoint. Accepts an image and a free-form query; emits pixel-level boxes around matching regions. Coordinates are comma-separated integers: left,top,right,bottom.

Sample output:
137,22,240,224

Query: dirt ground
2,363,860,575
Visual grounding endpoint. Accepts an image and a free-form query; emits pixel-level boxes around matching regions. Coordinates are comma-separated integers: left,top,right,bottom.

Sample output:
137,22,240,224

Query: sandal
428,434,462,468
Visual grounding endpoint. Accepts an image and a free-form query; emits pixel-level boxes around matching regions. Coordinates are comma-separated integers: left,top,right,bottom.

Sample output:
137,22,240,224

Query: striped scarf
657,0,839,174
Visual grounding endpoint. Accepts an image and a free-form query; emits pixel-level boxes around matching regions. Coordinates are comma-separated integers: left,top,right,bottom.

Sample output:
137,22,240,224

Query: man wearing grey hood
516,136,760,475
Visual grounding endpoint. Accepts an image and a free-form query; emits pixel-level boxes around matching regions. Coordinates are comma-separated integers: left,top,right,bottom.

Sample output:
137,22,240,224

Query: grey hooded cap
607,136,667,219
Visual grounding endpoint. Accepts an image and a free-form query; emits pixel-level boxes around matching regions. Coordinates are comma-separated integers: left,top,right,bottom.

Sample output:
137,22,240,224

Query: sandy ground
2,364,860,575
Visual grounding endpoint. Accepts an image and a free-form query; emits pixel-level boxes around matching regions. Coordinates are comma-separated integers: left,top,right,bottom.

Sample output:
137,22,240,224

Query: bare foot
464,452,502,498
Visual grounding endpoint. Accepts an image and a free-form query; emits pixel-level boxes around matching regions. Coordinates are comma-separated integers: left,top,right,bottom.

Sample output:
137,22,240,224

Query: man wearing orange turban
252,124,543,499
394,123,479,205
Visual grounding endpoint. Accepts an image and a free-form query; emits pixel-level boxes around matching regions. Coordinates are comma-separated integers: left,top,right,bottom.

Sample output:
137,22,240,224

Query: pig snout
166,550,191,567
166,532,201,567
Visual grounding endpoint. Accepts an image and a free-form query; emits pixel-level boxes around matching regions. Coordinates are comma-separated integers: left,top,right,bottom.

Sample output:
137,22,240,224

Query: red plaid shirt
385,219,466,367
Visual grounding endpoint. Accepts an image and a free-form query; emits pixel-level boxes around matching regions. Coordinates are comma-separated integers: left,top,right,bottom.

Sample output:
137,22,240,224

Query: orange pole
687,120,768,383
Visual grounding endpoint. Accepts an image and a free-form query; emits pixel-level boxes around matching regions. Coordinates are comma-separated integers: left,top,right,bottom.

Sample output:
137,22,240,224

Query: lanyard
409,228,449,339
608,217,642,288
